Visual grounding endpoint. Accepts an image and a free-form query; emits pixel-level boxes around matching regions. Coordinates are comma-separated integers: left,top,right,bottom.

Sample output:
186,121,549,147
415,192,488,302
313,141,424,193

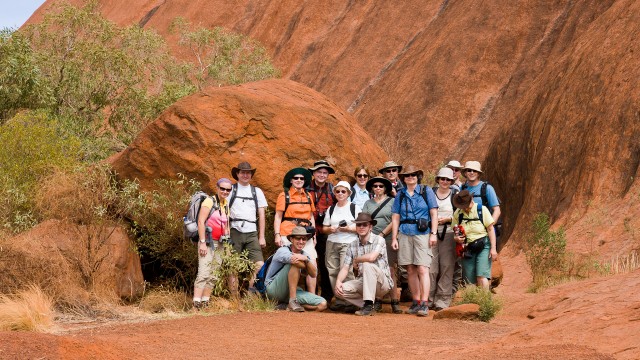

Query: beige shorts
397,233,433,267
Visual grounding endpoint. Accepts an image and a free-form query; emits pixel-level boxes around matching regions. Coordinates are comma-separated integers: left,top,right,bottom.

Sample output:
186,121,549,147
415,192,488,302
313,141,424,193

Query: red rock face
108,79,388,201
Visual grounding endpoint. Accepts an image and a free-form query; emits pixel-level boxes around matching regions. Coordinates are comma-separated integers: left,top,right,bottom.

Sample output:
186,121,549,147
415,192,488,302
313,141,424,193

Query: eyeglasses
356,174,369,178
355,223,369,228
404,173,418,178
335,189,348,194
372,184,385,188
465,169,478,174
452,169,461,172
292,176,305,180
438,178,452,182
385,168,398,173
219,187,232,192
290,236,308,241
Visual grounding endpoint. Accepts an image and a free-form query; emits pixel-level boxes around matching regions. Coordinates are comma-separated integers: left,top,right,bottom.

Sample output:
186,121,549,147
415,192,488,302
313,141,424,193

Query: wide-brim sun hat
308,160,336,174
283,167,312,189
446,160,463,170
453,190,473,209
398,165,424,180
378,160,403,174
463,161,483,174
334,180,352,195
289,226,314,239
365,176,392,195
353,212,377,226
231,161,256,180
436,167,454,181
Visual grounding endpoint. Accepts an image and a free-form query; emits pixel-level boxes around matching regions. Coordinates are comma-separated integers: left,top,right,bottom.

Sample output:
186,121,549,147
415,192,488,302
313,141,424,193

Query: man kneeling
334,213,394,316
265,226,327,312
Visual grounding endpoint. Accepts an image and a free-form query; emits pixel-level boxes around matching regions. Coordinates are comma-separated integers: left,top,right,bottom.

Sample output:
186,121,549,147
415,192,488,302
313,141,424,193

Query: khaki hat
446,160,463,170
309,160,335,174
463,161,483,174
289,226,314,239
231,162,256,180
436,167,455,181
378,161,403,174
398,165,424,180
453,190,473,209
334,180,352,194
353,212,377,226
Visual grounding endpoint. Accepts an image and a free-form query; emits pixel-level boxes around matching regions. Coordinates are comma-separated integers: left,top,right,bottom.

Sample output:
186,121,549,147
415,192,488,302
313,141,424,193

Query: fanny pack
465,237,487,255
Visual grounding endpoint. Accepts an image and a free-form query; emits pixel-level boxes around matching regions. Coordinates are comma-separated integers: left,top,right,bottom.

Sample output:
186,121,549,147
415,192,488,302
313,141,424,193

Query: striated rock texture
1,220,144,300
108,79,388,201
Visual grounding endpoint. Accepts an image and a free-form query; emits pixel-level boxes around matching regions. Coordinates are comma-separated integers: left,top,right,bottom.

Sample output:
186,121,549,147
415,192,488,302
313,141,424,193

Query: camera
339,220,348,227
219,235,232,244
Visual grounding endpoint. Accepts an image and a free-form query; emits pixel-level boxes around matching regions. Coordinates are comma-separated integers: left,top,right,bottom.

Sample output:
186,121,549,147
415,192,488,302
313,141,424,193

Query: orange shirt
276,187,316,236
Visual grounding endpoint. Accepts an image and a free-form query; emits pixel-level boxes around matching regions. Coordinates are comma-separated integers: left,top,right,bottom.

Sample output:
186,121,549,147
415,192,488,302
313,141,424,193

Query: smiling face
289,235,308,252
402,173,419,186
383,167,399,181
371,182,386,196
437,177,452,189
217,181,233,199
333,186,350,202
290,174,306,190
355,169,369,187
464,169,480,183
237,170,253,186
313,168,329,185
355,222,371,236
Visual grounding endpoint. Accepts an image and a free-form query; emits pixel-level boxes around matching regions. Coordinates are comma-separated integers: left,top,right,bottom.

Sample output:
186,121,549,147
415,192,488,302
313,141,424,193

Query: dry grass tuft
138,287,191,313
0,285,54,331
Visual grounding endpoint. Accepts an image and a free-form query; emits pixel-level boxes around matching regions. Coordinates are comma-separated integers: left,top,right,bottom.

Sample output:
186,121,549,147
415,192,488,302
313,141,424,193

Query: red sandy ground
1,253,634,360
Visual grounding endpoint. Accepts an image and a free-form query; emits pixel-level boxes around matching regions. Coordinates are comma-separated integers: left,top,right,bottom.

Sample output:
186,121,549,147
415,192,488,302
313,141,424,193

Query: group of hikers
192,159,501,317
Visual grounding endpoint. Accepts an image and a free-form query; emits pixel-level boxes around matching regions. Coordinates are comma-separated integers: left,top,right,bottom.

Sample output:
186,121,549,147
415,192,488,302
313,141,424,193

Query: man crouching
265,226,327,312
334,213,394,316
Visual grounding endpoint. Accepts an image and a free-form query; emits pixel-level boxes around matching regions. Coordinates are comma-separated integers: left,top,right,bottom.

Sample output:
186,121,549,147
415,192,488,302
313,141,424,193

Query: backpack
228,183,259,224
457,202,488,254
327,202,357,220
183,191,217,242
282,189,313,226
255,246,291,294
461,181,503,237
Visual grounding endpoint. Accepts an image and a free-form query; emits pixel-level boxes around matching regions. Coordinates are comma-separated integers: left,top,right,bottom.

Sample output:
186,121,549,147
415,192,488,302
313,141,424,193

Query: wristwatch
199,238,206,243
430,231,437,235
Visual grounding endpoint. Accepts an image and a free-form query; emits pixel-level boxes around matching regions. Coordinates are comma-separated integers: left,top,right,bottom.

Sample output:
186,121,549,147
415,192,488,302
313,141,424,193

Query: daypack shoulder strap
350,187,356,201
350,203,356,218
228,183,238,209
370,197,392,220
283,189,312,217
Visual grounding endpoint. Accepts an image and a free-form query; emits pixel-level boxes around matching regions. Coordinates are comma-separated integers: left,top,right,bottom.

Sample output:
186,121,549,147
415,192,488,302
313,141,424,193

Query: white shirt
229,183,268,233
323,202,361,244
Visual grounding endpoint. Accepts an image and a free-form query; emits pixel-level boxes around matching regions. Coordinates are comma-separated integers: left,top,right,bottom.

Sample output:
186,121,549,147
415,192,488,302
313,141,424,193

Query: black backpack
461,181,503,238
228,183,259,225
327,202,357,220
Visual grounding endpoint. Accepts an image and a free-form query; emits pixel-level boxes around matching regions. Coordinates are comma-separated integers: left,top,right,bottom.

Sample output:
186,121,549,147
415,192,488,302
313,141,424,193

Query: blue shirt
351,186,370,209
391,184,438,235
264,246,309,285
463,181,500,208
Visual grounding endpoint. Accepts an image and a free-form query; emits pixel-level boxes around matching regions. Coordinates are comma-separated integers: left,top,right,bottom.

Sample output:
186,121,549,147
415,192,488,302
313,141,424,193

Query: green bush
525,213,568,292
211,243,256,297
455,285,502,322
0,111,81,232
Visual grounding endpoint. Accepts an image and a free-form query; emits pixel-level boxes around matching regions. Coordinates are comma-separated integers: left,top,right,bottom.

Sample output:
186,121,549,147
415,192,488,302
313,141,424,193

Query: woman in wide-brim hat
274,167,318,293
397,165,424,181
362,176,402,313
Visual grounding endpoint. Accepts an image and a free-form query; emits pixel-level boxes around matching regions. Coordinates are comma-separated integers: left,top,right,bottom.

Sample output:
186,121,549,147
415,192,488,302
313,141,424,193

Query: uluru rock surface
108,79,388,200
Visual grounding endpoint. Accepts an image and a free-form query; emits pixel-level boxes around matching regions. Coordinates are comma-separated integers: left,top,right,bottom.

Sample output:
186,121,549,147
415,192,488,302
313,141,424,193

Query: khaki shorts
397,233,433,267
230,229,264,262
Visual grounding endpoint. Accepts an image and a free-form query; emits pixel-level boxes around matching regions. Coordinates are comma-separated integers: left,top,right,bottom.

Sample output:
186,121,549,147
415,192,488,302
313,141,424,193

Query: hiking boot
287,299,305,312
193,300,202,310
416,303,429,317
373,300,383,312
200,300,210,309
391,300,403,314
355,304,375,316
405,301,419,314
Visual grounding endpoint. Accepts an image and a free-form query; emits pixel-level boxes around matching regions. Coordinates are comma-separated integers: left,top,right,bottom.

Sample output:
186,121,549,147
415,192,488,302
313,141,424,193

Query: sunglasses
452,168,461,172
465,169,479,174
292,176,305,180
335,189,348,194
355,223,369,228
290,236,308,241
438,178,452,182
404,173,418,178
356,174,369,178
385,168,398,173
372,184,385,188
219,187,232,192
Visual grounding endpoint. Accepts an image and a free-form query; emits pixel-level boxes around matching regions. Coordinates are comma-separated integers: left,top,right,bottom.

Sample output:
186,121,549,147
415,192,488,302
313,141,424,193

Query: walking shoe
416,303,429,317
193,300,202,310
405,301,419,314
274,302,288,311
287,299,305,312
201,300,210,309
355,304,375,316
391,300,403,314
373,300,383,312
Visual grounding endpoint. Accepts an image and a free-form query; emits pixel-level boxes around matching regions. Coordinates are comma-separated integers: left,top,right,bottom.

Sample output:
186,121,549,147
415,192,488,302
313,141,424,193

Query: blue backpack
254,246,291,294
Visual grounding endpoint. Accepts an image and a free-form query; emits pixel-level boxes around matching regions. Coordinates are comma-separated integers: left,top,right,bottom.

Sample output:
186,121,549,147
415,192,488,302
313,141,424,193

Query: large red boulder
109,79,388,201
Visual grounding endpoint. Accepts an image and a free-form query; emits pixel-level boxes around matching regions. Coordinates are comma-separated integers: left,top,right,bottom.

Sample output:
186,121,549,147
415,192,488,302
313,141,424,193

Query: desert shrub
113,176,200,290
211,243,256,297
525,213,568,292
454,285,502,322
170,17,280,89
0,285,54,331
0,111,82,233
138,286,191,313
